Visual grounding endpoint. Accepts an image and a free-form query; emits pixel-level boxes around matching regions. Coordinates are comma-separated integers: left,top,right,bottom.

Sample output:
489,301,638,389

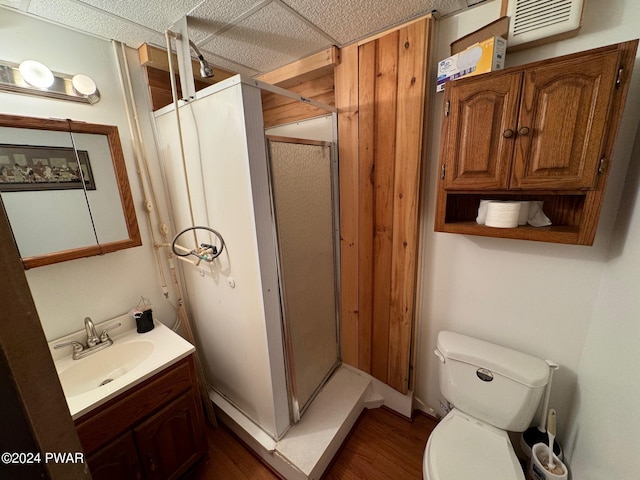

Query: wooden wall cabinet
76,356,207,480
435,40,637,245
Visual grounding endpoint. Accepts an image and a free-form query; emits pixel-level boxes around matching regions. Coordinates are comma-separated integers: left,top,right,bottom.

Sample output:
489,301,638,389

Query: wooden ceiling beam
137,43,235,84
257,46,340,88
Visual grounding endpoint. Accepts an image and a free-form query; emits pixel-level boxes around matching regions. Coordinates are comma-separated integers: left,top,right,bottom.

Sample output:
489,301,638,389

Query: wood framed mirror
0,114,141,269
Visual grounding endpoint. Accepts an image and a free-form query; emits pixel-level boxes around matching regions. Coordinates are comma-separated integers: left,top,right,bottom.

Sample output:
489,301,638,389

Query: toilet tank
436,331,550,432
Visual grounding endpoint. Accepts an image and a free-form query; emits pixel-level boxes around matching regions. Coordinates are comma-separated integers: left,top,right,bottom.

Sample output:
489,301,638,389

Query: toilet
423,331,550,480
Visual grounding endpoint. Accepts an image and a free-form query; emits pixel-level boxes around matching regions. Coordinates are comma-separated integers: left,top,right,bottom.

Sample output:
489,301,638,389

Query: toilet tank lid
437,331,549,387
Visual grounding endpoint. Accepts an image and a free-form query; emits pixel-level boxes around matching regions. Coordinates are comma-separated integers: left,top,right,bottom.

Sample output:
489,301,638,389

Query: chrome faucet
84,317,99,347
54,317,121,360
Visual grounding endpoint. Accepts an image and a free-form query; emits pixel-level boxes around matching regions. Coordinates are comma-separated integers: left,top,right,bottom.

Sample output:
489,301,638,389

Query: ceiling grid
0,0,488,75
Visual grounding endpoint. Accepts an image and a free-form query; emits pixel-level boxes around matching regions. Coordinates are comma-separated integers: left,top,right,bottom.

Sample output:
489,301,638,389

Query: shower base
211,365,383,479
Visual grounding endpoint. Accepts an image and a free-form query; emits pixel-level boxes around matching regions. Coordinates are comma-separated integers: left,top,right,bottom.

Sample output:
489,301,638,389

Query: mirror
0,114,141,269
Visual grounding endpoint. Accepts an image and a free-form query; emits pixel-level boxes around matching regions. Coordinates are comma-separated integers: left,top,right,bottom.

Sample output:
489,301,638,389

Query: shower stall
153,75,340,442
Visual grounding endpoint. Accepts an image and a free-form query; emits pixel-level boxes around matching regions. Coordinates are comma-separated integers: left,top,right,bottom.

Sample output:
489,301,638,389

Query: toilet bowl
423,332,550,480
423,409,524,480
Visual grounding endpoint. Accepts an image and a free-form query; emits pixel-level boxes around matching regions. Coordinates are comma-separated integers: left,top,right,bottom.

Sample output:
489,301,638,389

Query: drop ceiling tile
28,0,166,48
283,0,464,44
1,1,24,9
186,0,264,44
200,1,331,73
79,0,203,32
433,0,470,16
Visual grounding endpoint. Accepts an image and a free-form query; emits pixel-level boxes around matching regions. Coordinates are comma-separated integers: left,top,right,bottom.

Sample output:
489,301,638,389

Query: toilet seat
423,409,525,480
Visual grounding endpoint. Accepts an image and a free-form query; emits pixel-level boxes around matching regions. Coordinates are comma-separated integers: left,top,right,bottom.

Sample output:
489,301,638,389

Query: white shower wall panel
154,77,289,438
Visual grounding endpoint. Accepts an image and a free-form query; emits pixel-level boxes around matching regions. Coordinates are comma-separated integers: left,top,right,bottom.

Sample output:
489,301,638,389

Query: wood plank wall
336,16,433,393
261,71,335,127
335,43,360,368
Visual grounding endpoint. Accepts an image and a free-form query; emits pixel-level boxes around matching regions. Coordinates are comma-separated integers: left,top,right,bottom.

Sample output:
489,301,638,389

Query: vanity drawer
76,355,195,454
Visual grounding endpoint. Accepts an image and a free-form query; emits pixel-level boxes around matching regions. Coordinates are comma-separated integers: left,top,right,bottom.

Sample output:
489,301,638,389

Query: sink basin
51,317,195,419
58,340,154,397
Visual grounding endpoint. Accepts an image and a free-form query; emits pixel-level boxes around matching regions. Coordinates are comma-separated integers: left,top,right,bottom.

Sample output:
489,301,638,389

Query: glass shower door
266,136,340,421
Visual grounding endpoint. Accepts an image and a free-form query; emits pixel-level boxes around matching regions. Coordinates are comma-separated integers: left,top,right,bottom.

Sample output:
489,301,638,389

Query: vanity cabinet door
88,431,142,480
510,50,620,190
442,71,522,190
133,391,207,480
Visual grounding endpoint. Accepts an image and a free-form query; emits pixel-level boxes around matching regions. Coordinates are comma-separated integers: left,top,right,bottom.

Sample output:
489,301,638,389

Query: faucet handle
53,341,84,353
99,323,122,342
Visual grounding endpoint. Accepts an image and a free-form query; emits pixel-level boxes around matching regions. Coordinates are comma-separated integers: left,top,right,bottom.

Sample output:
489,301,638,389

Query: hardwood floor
184,423,279,480
324,408,437,480
185,407,437,480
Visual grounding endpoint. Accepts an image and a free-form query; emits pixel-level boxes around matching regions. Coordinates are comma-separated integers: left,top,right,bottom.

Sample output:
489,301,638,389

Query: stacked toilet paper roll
477,200,552,228
484,201,521,228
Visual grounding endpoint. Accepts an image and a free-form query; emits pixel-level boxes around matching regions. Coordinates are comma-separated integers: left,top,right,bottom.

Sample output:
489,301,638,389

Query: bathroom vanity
50,316,207,479
76,355,206,479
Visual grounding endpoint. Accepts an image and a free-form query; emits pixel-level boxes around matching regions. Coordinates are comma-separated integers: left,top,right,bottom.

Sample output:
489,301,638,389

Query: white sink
57,340,154,397
50,316,195,419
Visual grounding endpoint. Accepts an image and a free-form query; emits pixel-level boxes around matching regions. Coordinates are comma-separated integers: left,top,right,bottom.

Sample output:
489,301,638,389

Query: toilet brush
547,409,556,471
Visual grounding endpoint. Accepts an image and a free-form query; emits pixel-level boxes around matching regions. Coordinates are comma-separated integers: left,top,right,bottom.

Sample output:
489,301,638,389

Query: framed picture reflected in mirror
0,143,96,191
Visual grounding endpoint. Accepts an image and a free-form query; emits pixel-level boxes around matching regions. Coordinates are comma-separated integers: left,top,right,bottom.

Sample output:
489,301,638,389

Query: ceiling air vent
506,0,584,50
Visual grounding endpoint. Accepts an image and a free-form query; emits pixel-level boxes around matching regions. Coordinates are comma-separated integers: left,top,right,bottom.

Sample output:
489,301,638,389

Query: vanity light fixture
71,74,97,95
71,73,101,104
0,59,101,104
18,60,54,88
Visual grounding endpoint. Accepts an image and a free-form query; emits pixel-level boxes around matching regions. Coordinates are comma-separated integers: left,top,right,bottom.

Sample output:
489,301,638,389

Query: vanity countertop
48,313,195,420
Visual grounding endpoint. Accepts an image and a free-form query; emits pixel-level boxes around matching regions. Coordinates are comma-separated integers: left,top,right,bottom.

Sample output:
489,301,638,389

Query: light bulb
71,74,97,96
19,60,54,89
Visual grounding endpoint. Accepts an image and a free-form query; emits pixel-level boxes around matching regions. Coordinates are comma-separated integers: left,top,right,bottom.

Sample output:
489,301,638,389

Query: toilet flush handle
434,349,446,363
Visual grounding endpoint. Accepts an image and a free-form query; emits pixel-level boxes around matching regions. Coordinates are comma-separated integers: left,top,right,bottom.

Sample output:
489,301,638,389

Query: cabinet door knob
147,455,156,472
518,126,530,136
598,157,607,174
502,129,514,138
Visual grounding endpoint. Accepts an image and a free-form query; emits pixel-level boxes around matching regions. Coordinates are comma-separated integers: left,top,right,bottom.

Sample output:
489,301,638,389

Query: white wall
415,0,640,447
0,9,176,340
564,120,640,479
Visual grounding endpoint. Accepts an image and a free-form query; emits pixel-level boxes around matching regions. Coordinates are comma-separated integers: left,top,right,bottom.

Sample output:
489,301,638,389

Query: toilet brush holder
528,443,568,480
521,428,563,461
522,361,562,460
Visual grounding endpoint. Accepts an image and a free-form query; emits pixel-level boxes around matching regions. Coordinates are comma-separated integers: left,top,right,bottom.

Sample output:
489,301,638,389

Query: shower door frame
265,133,342,424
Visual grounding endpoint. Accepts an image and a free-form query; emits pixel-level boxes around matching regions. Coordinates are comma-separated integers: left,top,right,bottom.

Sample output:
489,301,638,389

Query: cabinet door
134,391,207,480
443,72,522,190
88,431,142,480
511,51,620,189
